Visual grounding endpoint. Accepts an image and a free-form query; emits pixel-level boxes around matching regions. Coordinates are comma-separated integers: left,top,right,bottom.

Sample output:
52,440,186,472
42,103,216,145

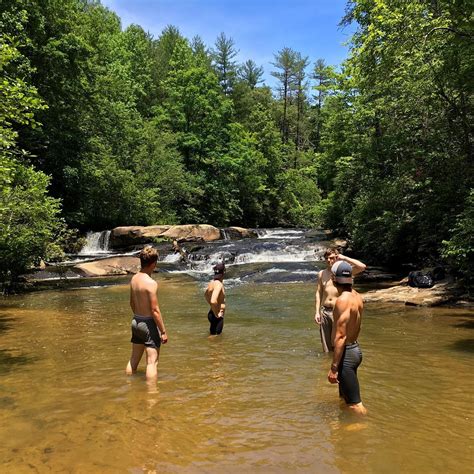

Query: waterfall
221,229,230,240
79,231,112,255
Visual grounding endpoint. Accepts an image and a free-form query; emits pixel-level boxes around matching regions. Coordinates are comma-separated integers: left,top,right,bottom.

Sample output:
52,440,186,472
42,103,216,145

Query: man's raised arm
338,255,366,276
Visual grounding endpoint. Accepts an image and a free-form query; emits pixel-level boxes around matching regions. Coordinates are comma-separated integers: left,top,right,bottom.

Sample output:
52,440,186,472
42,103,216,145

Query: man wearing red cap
204,262,226,335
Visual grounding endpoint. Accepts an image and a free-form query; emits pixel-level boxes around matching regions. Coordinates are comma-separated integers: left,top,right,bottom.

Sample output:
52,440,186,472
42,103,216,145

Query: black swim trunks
338,342,362,405
130,315,161,349
208,309,224,335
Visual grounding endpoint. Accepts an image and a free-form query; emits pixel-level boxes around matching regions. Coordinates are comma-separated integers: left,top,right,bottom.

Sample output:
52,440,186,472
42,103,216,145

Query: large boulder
109,224,222,248
75,256,140,277
109,226,170,248
363,281,462,307
161,224,221,242
221,226,258,239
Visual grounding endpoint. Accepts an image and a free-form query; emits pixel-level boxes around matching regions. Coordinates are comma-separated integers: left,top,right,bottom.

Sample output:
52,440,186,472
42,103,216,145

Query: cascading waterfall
163,228,328,285
79,231,112,255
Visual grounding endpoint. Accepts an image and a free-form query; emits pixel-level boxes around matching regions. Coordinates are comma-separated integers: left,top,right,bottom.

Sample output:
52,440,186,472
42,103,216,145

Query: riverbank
6,227,471,307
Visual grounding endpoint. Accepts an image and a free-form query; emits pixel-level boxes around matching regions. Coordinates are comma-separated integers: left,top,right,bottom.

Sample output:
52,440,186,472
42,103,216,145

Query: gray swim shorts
130,315,161,349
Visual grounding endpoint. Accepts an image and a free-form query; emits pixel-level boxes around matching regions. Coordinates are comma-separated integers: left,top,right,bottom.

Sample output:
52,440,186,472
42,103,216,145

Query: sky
101,0,355,86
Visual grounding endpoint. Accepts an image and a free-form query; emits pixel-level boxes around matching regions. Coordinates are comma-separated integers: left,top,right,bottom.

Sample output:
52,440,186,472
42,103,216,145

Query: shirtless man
126,246,168,382
314,248,366,352
204,262,226,335
327,260,367,415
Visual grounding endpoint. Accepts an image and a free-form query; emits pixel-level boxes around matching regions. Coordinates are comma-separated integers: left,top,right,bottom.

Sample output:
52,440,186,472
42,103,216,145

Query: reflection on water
0,281,473,473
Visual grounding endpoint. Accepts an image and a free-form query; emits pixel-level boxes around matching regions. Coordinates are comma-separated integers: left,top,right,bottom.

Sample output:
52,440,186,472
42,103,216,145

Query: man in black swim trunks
204,262,226,335
126,246,168,382
327,260,367,415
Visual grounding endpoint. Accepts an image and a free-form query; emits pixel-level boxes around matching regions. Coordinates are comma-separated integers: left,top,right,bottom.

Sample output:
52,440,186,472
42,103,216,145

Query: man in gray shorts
126,246,168,382
314,248,366,352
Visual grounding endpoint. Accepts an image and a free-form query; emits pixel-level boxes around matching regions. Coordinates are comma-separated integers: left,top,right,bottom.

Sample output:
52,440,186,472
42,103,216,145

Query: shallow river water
0,276,473,473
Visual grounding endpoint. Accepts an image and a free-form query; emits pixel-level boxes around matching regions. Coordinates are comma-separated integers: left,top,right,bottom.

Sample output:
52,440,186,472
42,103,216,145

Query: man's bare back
333,289,363,344
130,272,157,317
205,280,225,317
205,263,226,335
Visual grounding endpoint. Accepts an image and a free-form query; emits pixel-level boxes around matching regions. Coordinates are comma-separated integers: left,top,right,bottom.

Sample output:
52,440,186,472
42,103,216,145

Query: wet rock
358,267,402,282
161,224,221,242
363,280,463,307
109,226,170,248
221,227,258,239
74,257,140,277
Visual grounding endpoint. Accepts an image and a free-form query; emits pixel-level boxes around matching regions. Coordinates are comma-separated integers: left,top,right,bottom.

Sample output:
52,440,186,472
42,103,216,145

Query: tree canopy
1,0,472,287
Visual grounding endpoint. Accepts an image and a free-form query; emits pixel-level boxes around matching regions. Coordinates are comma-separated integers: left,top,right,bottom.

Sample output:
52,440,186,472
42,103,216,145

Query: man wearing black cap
327,259,367,415
204,262,226,335
315,249,366,352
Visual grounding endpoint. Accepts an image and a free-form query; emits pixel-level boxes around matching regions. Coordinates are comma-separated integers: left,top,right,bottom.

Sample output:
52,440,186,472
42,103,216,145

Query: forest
0,0,472,287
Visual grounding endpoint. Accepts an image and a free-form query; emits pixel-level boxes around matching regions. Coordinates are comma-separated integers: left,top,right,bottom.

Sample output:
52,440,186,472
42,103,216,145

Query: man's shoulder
318,268,331,280
134,273,157,289
335,292,352,308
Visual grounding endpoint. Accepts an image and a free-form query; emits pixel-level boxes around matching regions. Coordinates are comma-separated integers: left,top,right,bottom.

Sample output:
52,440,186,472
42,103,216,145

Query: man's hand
161,332,168,344
314,313,321,325
327,367,338,384
217,310,224,318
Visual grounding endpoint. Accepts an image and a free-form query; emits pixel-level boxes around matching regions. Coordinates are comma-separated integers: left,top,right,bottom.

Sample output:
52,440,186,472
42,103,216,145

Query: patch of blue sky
100,0,356,87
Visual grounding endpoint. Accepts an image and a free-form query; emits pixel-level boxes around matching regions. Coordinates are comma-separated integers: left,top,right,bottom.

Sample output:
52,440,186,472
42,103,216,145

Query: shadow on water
0,349,37,375
452,318,474,329
449,338,474,353
0,314,16,334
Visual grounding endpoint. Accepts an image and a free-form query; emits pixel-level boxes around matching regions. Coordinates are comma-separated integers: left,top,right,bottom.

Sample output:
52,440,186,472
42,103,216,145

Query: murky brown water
0,278,473,473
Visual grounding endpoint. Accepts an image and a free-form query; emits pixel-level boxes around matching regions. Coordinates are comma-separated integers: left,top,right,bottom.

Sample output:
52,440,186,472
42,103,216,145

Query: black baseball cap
213,262,226,279
331,260,353,284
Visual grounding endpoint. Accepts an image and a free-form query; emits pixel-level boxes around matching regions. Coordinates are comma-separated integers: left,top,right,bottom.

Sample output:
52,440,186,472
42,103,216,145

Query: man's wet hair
213,262,226,279
324,248,339,259
139,246,158,267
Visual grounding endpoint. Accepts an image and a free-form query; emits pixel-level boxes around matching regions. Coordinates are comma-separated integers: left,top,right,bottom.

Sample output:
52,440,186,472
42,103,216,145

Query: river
0,230,473,473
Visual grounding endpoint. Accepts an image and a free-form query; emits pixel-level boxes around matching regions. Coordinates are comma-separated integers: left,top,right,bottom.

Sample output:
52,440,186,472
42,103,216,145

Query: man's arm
130,288,136,314
149,283,168,343
328,298,349,384
314,271,323,324
210,281,224,317
338,254,366,276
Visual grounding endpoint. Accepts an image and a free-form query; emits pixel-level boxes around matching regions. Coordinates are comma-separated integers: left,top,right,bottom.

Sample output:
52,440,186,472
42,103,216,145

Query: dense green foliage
0,22,61,287
1,0,472,286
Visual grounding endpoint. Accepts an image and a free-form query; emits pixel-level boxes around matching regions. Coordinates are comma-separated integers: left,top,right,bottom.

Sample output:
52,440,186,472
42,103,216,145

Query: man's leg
126,343,145,375
145,347,160,381
320,308,333,352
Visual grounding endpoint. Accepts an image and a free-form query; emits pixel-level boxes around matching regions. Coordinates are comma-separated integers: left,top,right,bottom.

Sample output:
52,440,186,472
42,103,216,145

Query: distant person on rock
204,262,226,335
314,248,366,352
172,239,189,263
126,246,168,382
327,260,367,415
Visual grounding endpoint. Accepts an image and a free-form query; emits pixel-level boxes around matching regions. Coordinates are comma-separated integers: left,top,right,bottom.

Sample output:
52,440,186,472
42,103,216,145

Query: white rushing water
257,229,305,240
79,231,112,255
